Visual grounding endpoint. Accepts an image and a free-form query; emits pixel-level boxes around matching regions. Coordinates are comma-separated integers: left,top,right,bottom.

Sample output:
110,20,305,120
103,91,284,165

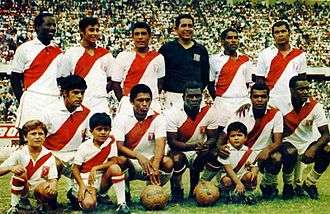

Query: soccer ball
140,185,169,210
194,181,220,206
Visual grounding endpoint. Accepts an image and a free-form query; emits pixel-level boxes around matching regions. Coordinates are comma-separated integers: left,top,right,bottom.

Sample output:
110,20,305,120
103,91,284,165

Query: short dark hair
227,121,248,136
58,75,87,92
250,83,270,96
22,120,48,137
220,28,239,41
89,113,111,131
175,14,194,28
34,12,54,31
289,75,307,89
129,84,152,102
79,17,99,32
272,20,290,36
131,22,151,35
183,81,202,96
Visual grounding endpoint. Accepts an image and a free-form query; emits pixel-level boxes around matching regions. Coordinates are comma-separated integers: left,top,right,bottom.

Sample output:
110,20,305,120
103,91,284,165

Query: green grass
0,167,329,213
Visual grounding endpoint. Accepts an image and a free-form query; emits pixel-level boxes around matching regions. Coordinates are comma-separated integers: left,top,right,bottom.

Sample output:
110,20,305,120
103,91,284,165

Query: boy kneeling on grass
71,113,130,214
0,120,58,214
218,122,259,205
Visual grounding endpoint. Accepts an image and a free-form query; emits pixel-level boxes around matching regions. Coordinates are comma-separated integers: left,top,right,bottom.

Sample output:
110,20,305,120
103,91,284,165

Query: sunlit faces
24,128,46,148
81,25,100,45
176,18,194,42
250,89,269,109
273,25,290,46
37,16,56,41
133,28,150,51
132,92,152,116
223,31,239,52
91,125,111,144
227,130,247,150
63,89,85,109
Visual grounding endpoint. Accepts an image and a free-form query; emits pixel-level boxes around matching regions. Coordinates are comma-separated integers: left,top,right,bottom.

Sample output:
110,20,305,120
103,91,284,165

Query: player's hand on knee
235,182,245,194
137,153,152,175
11,164,26,175
88,168,97,186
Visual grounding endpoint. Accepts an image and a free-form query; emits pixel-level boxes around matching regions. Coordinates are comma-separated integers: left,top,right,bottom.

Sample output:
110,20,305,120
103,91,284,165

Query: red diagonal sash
24,46,62,89
80,136,115,173
215,55,249,96
123,51,159,95
44,105,90,151
26,152,52,179
74,47,109,78
177,106,210,142
245,108,278,148
266,48,303,90
125,113,159,150
234,148,253,173
284,98,317,135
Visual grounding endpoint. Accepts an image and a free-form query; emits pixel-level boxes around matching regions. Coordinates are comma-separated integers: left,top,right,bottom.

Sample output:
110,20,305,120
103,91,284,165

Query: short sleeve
11,45,27,74
73,144,86,166
273,111,284,133
313,104,328,128
0,150,20,168
156,54,166,79
255,51,267,77
112,114,126,142
47,156,58,179
111,52,127,82
103,52,116,77
209,55,218,82
154,115,167,139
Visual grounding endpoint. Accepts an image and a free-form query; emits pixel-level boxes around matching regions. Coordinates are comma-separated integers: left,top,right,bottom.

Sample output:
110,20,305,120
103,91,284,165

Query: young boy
0,120,58,213
71,113,130,213
218,122,259,204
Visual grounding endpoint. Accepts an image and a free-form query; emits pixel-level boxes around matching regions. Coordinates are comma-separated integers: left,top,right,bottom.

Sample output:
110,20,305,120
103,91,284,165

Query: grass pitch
0,167,329,213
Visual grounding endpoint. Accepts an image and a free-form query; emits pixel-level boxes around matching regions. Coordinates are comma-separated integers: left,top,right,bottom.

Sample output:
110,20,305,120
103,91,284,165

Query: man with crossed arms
112,21,165,113
112,84,173,202
276,76,330,200
165,81,219,203
59,17,115,114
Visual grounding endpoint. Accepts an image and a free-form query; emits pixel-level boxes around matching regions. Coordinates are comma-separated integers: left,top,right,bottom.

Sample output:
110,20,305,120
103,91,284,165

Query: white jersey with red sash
255,45,306,99
59,46,115,111
218,144,258,177
73,136,117,180
225,105,283,151
278,98,328,154
0,146,57,188
113,108,166,159
112,50,165,98
11,38,62,95
39,99,91,161
210,52,252,98
165,105,219,144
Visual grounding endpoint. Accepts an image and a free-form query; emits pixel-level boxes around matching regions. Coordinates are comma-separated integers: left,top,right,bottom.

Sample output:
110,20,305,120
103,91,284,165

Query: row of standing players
1,12,329,213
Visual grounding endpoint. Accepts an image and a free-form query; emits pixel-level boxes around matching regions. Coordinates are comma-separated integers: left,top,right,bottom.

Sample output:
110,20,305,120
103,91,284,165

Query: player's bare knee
221,176,232,187
108,164,122,176
270,152,282,163
161,156,174,173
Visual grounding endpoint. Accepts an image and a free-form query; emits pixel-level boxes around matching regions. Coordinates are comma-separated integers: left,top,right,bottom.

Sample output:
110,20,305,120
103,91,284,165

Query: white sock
112,174,126,204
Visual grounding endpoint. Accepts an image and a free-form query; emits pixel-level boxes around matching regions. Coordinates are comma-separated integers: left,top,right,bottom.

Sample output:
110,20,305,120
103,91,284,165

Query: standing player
10,12,62,128
59,17,115,113
209,28,252,117
112,84,173,201
159,14,210,108
254,20,307,107
0,120,58,213
165,81,219,202
112,21,165,113
277,76,330,199
71,113,130,213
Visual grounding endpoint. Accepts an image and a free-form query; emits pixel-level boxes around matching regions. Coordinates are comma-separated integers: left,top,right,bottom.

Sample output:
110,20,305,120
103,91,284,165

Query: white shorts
15,91,59,128
72,173,103,195
214,96,250,119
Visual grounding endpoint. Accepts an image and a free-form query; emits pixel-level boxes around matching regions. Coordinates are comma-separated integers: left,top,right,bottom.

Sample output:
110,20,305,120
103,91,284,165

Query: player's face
92,125,111,144
133,28,150,50
251,89,269,109
291,80,309,103
228,130,246,149
223,31,239,52
37,16,56,41
132,92,152,117
176,18,194,42
25,127,46,148
81,25,100,45
273,25,290,45
183,88,203,109
64,89,85,109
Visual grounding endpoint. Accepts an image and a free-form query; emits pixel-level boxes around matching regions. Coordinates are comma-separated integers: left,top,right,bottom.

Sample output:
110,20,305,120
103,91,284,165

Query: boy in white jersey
71,113,130,213
0,120,58,214
218,122,258,204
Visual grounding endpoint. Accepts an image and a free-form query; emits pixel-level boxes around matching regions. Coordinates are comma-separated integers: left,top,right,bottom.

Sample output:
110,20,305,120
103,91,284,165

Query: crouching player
0,120,58,213
71,113,130,213
218,122,258,204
